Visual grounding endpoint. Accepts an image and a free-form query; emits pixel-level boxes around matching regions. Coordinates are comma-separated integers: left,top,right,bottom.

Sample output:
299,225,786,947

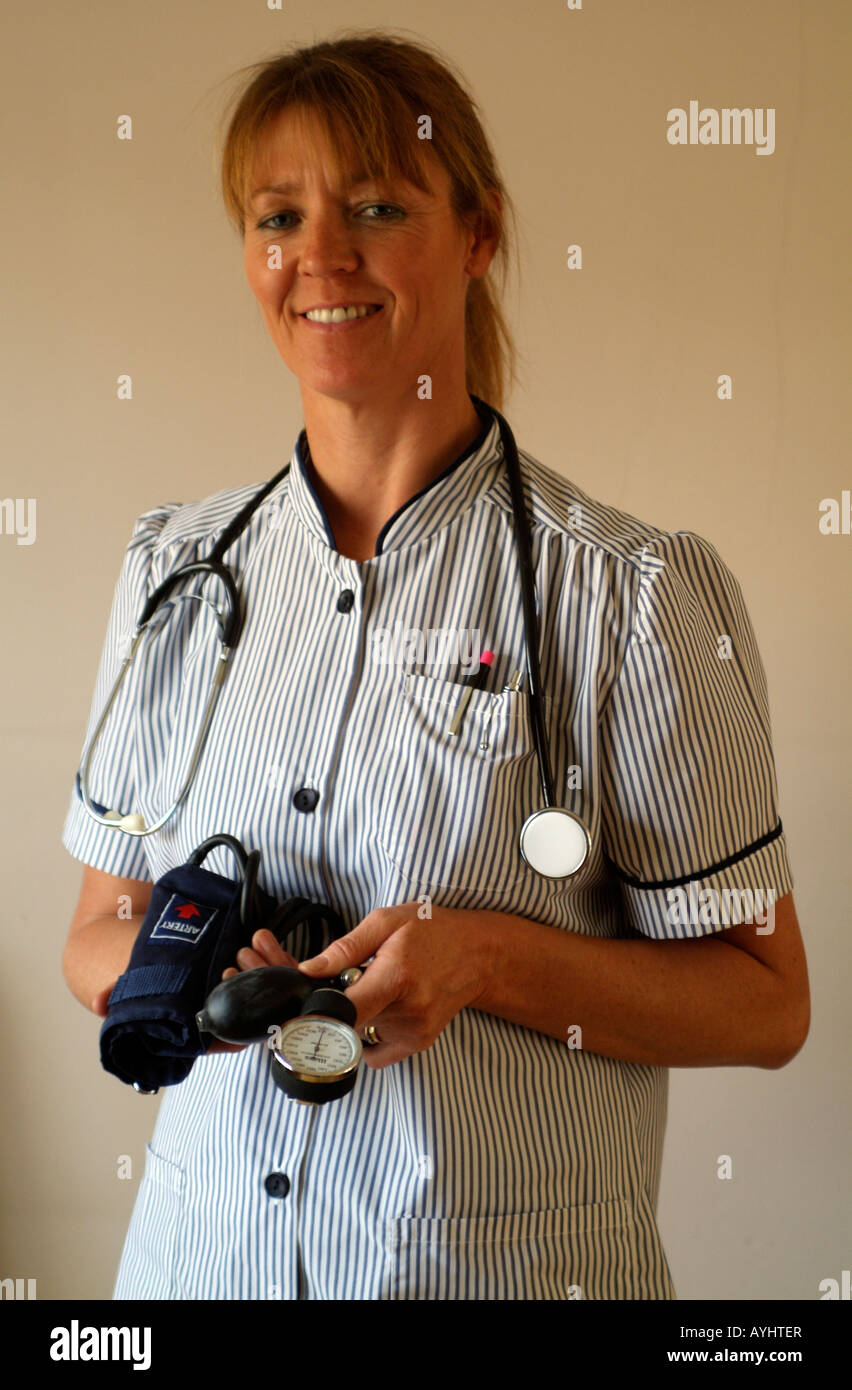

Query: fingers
221,930,299,981
297,906,403,976
251,929,298,966
92,986,113,1017
234,947,267,971
206,934,298,1053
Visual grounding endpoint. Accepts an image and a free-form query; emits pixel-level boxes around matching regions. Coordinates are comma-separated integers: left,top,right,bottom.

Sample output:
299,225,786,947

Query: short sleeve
61,504,182,880
599,531,794,940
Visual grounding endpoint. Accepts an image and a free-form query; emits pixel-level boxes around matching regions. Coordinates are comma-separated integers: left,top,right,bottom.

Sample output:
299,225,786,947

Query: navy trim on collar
374,396,493,555
294,395,495,557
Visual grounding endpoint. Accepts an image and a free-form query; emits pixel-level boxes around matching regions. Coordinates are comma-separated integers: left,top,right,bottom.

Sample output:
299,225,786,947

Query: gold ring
363,1025,383,1047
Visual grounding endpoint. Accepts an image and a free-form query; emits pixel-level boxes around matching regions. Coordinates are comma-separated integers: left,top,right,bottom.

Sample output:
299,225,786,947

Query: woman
61,31,809,1300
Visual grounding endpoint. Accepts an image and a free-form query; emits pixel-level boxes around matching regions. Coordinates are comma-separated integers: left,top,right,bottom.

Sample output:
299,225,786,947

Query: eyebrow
249,175,382,204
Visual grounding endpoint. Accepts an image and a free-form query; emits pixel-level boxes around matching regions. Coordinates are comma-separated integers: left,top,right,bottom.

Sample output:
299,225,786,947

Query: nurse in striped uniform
61,33,809,1300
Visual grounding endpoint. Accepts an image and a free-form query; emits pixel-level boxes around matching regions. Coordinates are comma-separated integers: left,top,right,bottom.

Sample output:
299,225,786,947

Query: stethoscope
76,399,591,879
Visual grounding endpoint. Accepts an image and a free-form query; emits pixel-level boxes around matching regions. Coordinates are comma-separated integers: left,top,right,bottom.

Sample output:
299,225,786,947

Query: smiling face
242,104,495,408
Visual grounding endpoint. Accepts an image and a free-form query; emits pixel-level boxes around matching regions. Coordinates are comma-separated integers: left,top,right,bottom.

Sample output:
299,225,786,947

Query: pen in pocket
447,649,494,736
502,669,522,693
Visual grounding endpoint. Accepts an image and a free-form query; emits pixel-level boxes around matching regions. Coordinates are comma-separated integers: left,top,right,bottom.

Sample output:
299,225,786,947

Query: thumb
297,909,399,976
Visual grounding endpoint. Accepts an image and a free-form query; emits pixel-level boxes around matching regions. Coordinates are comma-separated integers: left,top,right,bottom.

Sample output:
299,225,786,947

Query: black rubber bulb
196,966,331,1043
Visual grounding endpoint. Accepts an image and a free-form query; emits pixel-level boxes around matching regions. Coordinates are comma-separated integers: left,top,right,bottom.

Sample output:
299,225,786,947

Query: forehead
247,104,445,202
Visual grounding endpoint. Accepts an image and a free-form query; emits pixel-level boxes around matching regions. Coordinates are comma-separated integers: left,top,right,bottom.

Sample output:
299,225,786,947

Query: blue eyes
257,204,404,232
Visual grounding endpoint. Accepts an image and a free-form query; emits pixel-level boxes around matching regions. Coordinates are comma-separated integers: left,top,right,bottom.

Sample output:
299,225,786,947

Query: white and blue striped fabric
62,398,793,1300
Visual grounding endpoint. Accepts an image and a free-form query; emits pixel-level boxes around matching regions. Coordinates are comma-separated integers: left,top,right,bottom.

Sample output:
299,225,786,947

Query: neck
299,387,484,561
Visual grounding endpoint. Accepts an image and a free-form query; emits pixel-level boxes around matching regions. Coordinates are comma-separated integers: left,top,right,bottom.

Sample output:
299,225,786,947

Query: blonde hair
217,29,519,410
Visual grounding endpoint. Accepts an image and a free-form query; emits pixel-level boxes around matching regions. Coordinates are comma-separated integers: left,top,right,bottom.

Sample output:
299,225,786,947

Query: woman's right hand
223,928,300,978
209,929,301,1052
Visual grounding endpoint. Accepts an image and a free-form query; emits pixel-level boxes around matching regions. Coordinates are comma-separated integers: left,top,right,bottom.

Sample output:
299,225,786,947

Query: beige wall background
1,0,849,1301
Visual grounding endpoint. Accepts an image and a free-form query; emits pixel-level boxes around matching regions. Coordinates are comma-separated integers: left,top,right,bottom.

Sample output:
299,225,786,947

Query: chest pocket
374,670,542,894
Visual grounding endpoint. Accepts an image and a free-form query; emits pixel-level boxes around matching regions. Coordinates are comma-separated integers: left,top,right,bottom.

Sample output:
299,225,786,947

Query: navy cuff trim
603,820,784,891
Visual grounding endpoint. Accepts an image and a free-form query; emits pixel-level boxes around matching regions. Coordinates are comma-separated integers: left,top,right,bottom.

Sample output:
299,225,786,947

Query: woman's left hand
235,904,496,1069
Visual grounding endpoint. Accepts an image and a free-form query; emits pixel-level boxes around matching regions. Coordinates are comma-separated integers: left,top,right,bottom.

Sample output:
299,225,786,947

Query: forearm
62,916,143,1012
471,912,789,1069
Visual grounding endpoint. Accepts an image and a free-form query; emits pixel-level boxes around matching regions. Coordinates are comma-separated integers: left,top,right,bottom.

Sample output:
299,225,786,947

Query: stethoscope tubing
490,406,556,811
76,401,564,845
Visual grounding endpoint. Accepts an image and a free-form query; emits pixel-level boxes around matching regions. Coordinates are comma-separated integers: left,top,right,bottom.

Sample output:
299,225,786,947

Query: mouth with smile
298,303,384,326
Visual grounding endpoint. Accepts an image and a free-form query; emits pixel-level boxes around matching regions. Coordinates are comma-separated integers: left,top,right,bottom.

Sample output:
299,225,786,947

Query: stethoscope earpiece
104,811,147,833
519,807,590,880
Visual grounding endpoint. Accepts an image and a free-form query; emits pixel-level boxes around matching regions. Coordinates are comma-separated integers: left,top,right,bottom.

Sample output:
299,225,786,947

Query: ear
465,190,502,279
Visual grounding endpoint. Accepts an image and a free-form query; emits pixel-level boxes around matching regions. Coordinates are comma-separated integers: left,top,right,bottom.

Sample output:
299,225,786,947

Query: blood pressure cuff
99,842,345,1093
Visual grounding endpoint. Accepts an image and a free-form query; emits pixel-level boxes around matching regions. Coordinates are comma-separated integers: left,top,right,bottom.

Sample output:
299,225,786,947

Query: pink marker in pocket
447,648,495,736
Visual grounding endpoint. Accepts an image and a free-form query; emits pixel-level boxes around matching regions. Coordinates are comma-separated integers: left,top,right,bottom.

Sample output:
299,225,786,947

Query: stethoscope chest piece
519,807,590,879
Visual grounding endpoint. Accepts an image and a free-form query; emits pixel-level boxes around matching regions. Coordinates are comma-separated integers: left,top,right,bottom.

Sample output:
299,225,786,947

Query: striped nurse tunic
61,396,794,1300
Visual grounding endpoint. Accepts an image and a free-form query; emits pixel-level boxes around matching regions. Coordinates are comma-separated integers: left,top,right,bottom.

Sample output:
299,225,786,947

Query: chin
298,368,389,403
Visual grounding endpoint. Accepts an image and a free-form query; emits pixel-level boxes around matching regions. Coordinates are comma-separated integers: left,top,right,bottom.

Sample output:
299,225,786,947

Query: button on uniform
293,788,319,812
337,589,355,612
265,1172,290,1199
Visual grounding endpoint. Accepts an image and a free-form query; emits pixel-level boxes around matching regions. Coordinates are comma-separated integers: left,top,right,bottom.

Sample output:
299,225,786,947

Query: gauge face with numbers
275,1015,362,1080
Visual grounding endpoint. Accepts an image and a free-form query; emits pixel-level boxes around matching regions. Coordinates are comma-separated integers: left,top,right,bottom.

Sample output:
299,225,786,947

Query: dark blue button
265,1172,290,1199
337,589,355,613
293,787,319,813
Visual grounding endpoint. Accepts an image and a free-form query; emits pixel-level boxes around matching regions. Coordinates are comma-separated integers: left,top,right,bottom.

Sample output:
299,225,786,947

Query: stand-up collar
285,396,505,556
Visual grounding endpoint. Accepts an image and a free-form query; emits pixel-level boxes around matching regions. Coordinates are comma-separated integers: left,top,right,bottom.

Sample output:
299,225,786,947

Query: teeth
304,304,380,323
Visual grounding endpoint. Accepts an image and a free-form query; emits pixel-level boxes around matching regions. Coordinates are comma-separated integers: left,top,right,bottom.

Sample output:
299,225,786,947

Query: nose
297,209,360,277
